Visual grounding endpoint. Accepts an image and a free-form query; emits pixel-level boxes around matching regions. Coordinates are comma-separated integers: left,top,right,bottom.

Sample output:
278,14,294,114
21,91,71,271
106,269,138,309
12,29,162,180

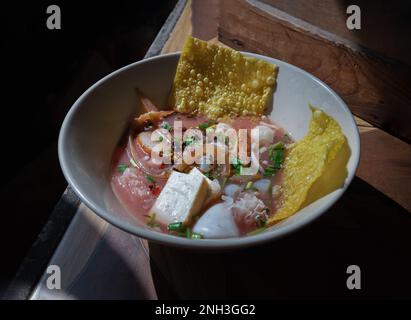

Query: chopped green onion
161,122,172,131
245,181,254,190
146,175,156,184
265,142,285,176
273,149,284,170
263,165,276,177
232,157,241,166
183,136,196,147
256,214,267,228
204,170,219,180
117,164,128,173
146,213,160,228
205,126,215,135
167,222,184,232
191,232,204,239
167,223,203,239
268,142,284,159
198,122,210,130
156,136,164,142
272,141,284,150
231,158,242,176
199,121,215,131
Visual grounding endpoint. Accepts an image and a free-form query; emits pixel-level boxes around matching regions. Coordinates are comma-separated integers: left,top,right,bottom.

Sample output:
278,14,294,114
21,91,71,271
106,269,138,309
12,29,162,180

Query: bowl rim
58,51,360,250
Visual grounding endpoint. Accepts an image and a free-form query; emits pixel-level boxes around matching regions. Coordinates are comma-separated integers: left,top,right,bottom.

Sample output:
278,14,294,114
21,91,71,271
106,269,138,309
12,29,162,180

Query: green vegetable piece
245,181,254,190
146,175,156,184
231,158,242,176
167,222,184,231
191,232,204,239
117,164,128,173
146,213,160,228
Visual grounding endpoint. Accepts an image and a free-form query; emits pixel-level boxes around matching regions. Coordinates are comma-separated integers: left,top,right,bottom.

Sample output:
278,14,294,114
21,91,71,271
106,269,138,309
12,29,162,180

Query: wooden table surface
17,0,411,300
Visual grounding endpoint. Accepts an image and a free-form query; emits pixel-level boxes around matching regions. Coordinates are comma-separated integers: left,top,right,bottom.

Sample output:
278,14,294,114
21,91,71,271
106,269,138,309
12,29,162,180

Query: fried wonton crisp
170,36,278,120
268,106,348,224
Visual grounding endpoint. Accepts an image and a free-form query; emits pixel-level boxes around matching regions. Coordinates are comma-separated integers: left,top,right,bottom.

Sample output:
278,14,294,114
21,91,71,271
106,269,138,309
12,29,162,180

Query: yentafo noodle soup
110,36,349,239
111,111,292,238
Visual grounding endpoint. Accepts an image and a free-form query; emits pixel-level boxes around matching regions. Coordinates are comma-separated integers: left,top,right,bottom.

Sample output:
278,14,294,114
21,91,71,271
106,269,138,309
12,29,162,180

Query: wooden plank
31,205,157,300
3,187,80,300
357,127,411,212
162,0,193,54
218,0,411,142
145,0,188,58
191,0,219,40
354,116,373,128
260,0,411,66
162,0,219,53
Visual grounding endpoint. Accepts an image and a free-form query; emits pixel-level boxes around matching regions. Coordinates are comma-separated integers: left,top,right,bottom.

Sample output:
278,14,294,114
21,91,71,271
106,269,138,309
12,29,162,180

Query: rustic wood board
218,0,411,143
260,0,411,66
30,204,157,300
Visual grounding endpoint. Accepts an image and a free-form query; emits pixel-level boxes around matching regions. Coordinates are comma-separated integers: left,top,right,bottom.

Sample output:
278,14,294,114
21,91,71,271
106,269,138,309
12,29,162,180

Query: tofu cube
150,170,208,226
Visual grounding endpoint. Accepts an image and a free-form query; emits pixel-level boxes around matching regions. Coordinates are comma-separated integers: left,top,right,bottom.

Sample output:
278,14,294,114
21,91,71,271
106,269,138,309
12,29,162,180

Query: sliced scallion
198,122,210,130
146,213,160,228
231,158,242,176
264,142,285,176
191,232,204,239
167,222,184,232
245,181,254,190
117,164,128,173
161,122,172,131
146,175,156,184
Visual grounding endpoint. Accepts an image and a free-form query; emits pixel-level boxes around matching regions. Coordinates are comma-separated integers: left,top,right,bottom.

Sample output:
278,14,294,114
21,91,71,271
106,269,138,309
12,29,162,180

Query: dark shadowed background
0,0,176,296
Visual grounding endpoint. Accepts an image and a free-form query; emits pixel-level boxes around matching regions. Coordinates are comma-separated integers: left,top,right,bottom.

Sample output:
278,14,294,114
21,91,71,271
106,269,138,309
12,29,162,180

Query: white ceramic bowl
58,52,360,250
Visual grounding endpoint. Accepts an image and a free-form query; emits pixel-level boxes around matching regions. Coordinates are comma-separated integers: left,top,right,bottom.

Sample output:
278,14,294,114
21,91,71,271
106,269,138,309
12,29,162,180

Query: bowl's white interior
59,52,360,249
